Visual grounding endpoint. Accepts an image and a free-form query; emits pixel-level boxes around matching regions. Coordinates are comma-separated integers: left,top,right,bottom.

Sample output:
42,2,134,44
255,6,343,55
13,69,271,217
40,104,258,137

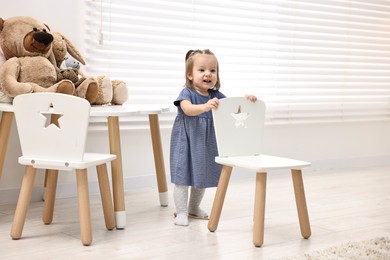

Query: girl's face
187,54,218,96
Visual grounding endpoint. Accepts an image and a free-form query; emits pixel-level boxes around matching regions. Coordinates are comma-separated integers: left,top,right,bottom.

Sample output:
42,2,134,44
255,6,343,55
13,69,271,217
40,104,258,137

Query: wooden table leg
148,114,168,206
96,164,115,231
291,169,311,239
0,112,13,181
108,116,126,229
208,165,233,232
253,172,267,247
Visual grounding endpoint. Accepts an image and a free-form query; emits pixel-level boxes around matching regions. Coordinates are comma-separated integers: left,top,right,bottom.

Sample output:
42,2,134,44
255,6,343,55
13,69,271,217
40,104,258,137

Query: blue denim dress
170,87,226,188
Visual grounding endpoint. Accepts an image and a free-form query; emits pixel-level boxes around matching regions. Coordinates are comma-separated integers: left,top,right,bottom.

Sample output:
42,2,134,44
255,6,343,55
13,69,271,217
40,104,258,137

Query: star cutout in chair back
39,102,64,128
231,105,249,128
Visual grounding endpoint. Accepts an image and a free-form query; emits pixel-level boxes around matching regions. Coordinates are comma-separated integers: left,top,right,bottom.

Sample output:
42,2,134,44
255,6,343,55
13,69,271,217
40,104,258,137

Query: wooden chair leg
96,164,115,230
42,169,58,224
76,169,92,246
10,165,37,240
253,172,267,247
42,170,48,201
291,169,311,239
208,165,233,232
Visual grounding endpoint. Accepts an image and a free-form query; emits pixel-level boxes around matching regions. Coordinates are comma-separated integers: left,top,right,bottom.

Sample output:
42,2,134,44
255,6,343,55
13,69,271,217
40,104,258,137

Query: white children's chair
11,93,116,246
208,97,311,247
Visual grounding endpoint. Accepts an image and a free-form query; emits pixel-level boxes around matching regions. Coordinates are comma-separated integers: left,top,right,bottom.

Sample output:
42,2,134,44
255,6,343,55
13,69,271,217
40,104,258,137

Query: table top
0,102,171,116
0,103,13,112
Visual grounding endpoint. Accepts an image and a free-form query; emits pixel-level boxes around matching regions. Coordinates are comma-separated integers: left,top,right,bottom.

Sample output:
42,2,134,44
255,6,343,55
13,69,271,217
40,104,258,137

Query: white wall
1,1,390,205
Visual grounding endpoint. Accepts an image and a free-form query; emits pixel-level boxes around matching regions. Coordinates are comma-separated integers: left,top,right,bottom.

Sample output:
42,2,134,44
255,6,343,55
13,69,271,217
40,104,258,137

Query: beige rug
282,237,390,260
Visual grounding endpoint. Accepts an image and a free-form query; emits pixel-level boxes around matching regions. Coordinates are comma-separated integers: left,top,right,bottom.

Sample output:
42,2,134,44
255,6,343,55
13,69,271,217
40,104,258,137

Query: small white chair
11,93,116,246
208,97,311,247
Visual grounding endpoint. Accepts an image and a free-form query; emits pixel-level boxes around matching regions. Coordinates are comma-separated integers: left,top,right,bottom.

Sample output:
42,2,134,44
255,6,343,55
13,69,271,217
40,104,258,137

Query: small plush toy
0,16,100,103
65,56,81,70
56,67,101,104
57,68,86,88
51,31,128,105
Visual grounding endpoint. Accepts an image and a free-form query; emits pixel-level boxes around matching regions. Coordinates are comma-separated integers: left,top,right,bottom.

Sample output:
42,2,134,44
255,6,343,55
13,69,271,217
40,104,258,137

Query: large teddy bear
0,16,128,105
0,16,77,101
0,16,99,103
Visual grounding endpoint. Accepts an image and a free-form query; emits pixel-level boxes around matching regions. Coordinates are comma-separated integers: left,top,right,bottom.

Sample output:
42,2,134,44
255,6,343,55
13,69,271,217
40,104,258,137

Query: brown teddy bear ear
62,34,86,65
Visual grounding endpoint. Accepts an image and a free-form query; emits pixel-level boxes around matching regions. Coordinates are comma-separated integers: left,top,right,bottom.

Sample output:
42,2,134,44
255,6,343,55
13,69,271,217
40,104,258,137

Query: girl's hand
245,94,257,103
181,98,219,116
205,97,219,111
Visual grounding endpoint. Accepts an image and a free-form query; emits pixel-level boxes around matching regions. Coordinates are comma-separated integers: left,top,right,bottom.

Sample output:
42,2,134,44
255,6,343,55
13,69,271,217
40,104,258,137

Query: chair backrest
212,97,266,157
13,93,91,162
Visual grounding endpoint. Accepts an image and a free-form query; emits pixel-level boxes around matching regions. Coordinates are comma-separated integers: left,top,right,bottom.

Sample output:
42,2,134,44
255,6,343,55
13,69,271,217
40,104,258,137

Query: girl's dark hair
184,49,221,90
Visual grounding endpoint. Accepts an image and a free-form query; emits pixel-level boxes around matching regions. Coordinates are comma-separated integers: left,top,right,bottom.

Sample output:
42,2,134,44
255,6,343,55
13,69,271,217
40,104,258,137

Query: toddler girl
170,49,256,226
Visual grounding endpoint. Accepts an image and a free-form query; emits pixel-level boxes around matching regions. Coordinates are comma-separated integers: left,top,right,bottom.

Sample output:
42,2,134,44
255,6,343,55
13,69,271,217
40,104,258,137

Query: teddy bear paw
111,80,128,105
85,81,99,104
57,80,75,95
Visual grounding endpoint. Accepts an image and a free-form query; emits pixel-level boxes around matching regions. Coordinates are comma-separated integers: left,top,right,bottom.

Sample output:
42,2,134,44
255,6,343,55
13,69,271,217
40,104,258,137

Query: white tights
173,185,208,226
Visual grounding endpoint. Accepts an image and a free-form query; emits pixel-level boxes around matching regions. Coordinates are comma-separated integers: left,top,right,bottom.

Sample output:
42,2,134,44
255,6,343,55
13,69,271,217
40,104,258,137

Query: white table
0,102,170,229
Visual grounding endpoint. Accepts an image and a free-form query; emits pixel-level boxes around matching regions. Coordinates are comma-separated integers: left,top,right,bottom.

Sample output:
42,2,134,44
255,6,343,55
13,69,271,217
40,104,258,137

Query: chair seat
19,153,116,171
215,154,311,171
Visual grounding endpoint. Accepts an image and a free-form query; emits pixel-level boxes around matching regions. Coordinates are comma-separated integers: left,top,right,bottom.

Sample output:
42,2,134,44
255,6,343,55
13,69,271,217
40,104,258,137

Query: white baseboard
311,155,390,170
0,174,159,206
0,186,45,206
50,174,162,201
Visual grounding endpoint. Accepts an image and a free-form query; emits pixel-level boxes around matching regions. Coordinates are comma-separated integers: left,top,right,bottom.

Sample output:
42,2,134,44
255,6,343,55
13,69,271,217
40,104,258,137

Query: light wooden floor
0,165,389,259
